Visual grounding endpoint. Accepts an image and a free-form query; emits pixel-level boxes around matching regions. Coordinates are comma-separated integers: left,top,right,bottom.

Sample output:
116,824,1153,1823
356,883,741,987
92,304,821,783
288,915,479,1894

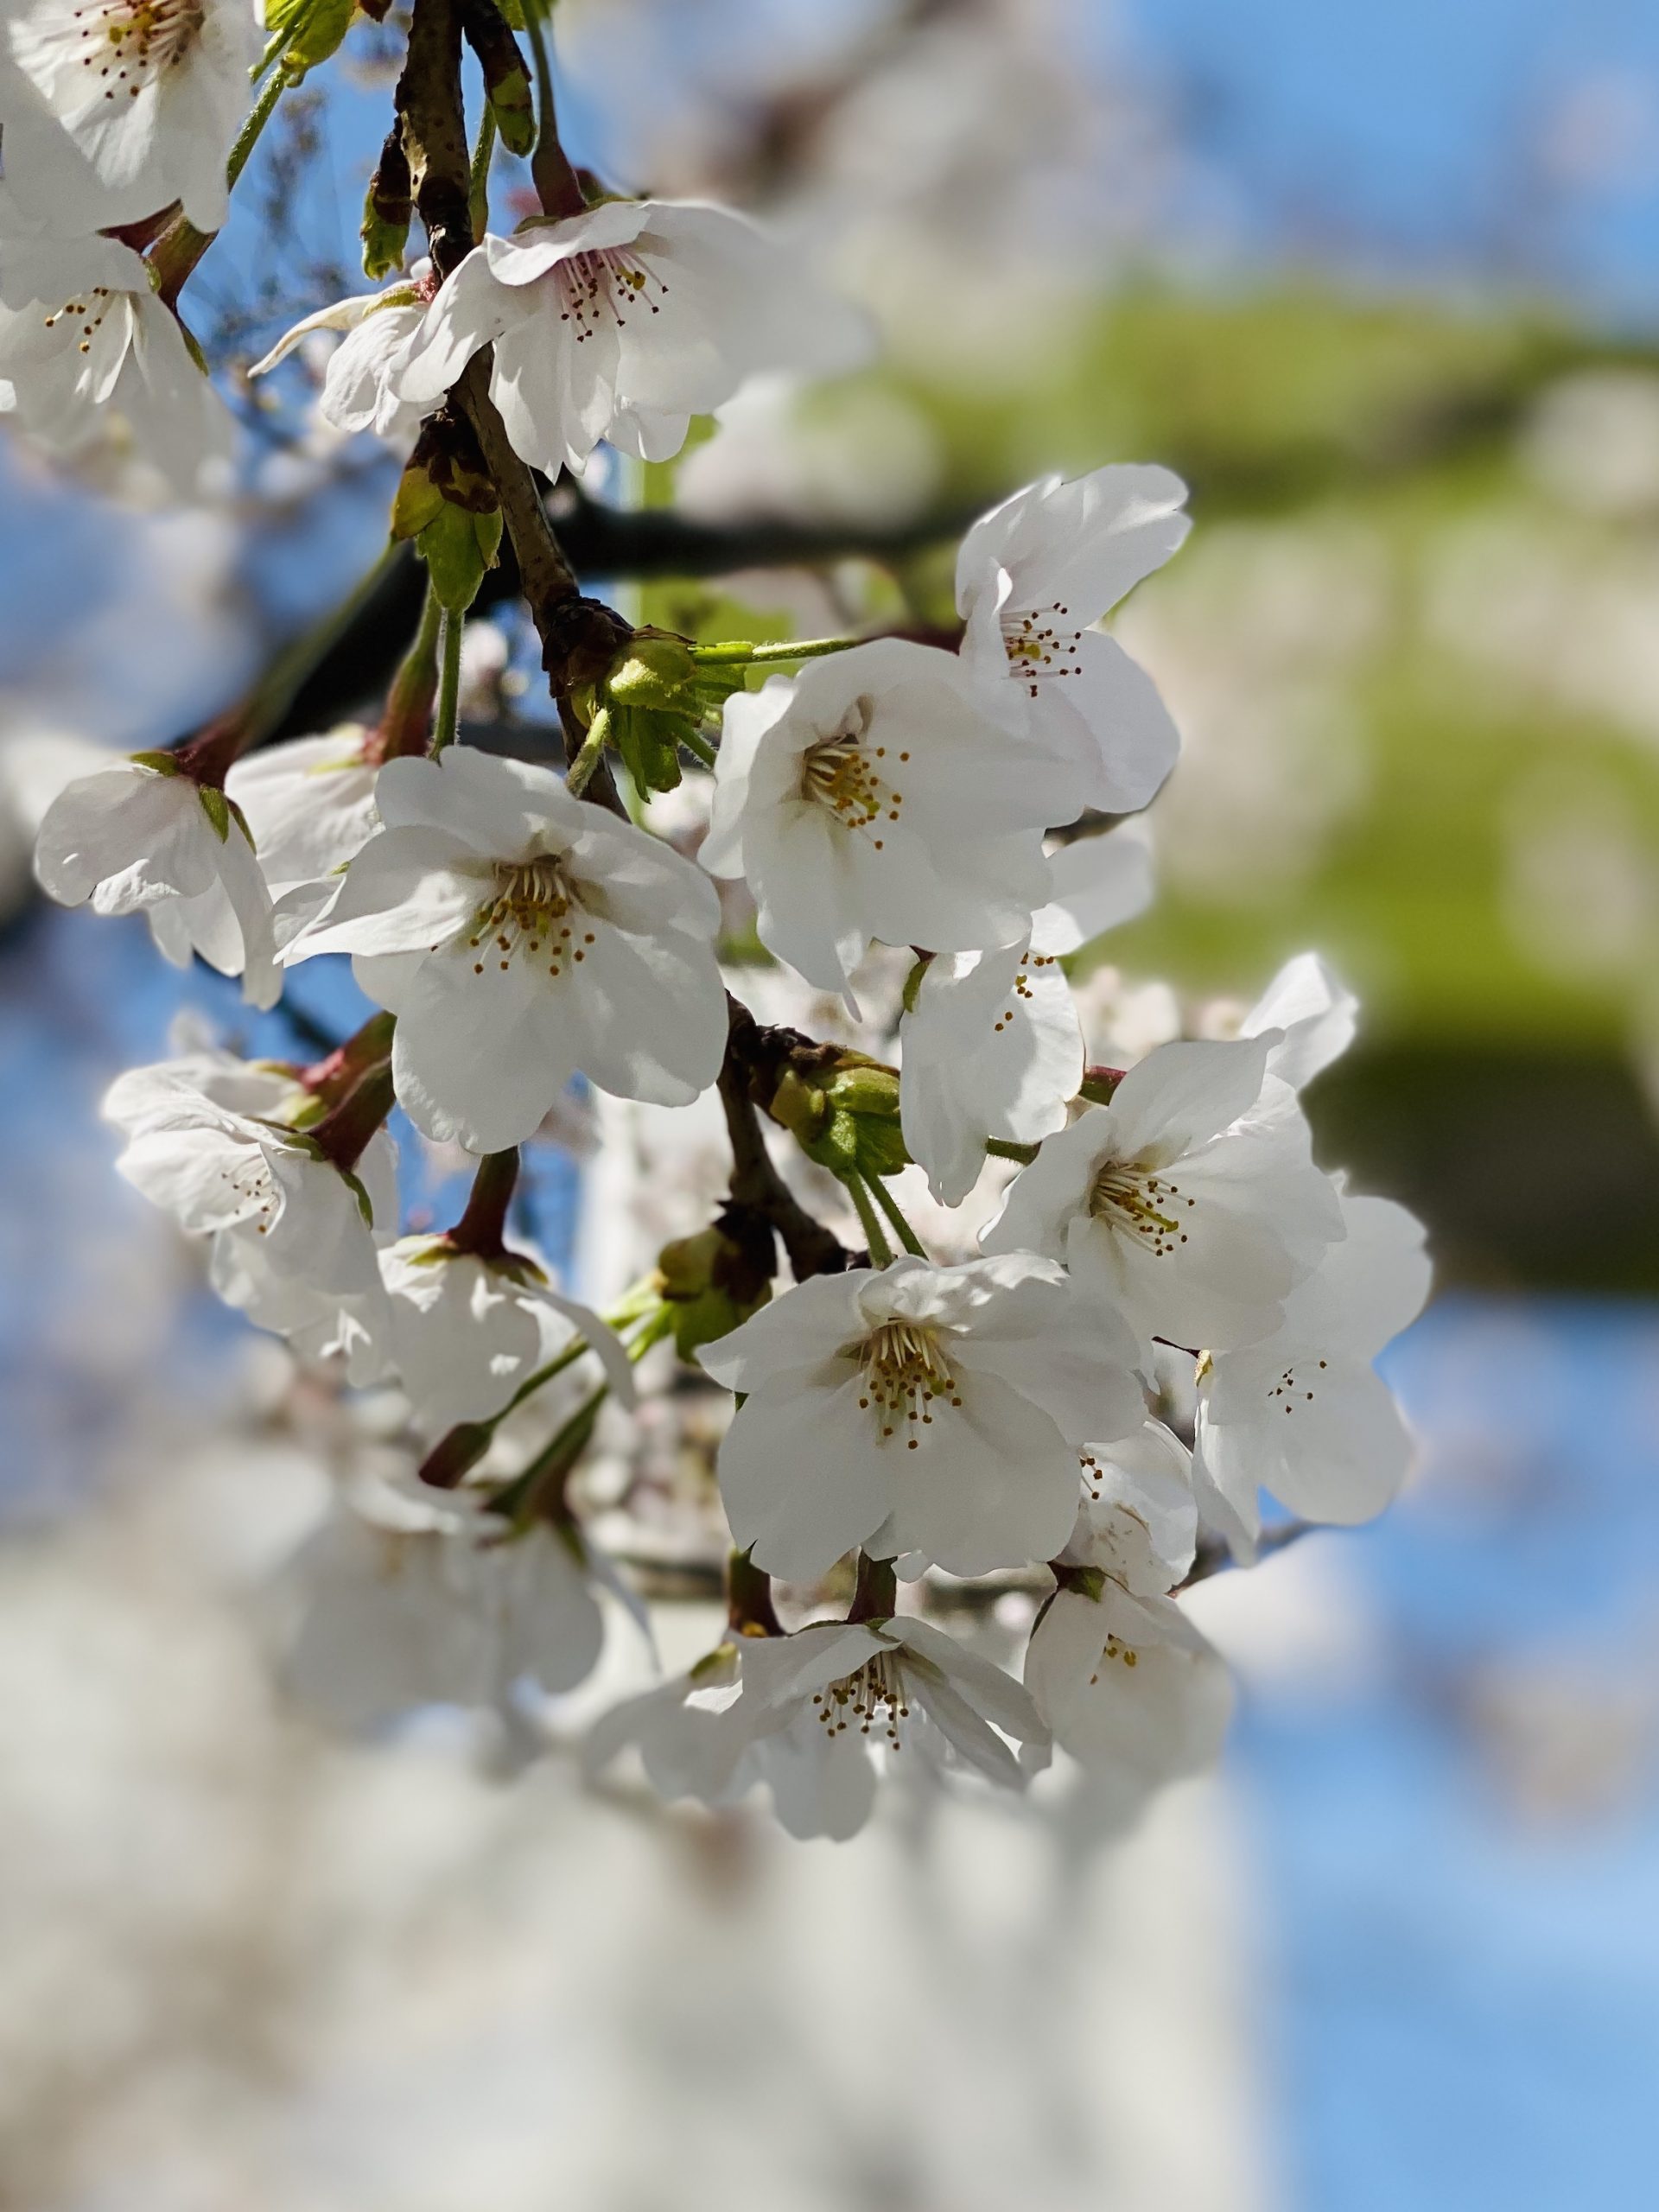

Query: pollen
812,1649,911,1745
73,0,205,94
551,245,669,342
460,855,582,983
856,1318,963,1443
1087,1160,1196,1258
1001,600,1086,699
801,697,905,845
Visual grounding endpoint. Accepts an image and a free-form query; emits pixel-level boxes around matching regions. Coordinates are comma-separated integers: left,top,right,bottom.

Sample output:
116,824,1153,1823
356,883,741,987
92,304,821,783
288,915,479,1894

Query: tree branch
720,995,850,1282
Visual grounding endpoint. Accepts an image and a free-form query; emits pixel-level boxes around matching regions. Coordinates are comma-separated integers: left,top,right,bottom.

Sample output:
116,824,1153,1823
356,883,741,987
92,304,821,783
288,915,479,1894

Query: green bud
390,459,446,542
361,202,410,283
606,632,700,709
417,504,494,612
269,0,355,70
823,1061,901,1120
486,62,537,156
658,1217,774,1359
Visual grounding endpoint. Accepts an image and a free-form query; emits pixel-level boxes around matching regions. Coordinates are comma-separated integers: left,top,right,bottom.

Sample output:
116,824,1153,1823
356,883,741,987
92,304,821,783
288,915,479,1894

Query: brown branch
720,995,850,1282
397,0,629,816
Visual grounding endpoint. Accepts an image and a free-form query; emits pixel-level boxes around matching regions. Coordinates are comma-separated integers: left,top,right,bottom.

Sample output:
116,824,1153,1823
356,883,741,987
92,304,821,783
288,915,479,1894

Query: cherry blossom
701,639,1078,1001
282,747,727,1154
0,0,262,235
983,1034,1344,1353
35,753,278,1006
373,1236,636,1438
277,1474,622,1732
698,1251,1146,1582
588,1618,1048,1842
899,823,1154,1205
1193,1191,1432,1560
1026,1421,1230,1790
389,203,866,478
249,277,432,444
0,232,234,495
224,725,381,919
957,463,1190,814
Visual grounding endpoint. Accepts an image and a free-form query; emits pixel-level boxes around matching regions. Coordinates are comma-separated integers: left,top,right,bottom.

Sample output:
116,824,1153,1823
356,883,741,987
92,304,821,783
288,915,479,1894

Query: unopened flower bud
605,632,700,710
269,0,354,70
658,1209,773,1358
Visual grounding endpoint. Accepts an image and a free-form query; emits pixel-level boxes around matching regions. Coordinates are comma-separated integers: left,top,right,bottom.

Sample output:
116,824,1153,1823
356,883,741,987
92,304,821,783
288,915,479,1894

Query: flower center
812,1650,911,1745
550,247,668,343
219,1143,280,1231
41,284,117,357
855,1319,962,1449
459,858,594,982
1001,601,1085,699
1086,1161,1197,1258
73,0,204,98
801,702,908,852
1265,1357,1328,1414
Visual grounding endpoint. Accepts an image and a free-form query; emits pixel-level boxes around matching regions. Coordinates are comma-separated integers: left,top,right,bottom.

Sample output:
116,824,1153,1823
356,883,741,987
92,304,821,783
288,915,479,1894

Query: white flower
0,232,234,496
389,202,865,478
1238,949,1358,1103
589,1617,1047,1841
983,1034,1344,1353
1069,1418,1199,1594
103,1053,396,1262
277,1475,617,1732
249,278,431,443
1027,1419,1230,1789
899,823,1154,1205
0,0,262,234
35,753,278,1006
373,1236,636,1438
701,639,1081,1001
697,1251,1146,1582
282,747,727,1154
1025,1577,1231,1792
104,1052,399,1369
1193,1191,1431,1560
719,1616,1048,1840
956,463,1189,813
225,725,380,905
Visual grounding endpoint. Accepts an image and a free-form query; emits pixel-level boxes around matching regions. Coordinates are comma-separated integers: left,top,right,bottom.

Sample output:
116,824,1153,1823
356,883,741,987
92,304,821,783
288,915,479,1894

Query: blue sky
1111,0,1659,318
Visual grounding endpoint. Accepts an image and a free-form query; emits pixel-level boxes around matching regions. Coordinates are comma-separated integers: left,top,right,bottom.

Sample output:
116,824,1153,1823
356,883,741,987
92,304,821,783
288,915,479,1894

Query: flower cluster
17,0,1428,1844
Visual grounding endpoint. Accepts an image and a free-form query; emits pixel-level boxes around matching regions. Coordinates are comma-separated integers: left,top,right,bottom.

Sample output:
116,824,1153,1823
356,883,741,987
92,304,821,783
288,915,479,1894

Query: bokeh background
4,1,1659,2204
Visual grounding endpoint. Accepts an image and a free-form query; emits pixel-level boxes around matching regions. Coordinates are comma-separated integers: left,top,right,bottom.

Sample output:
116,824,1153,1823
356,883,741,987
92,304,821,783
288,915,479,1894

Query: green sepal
128,749,181,777
360,204,410,283
197,785,233,843
416,504,495,612
486,64,537,156
391,461,446,542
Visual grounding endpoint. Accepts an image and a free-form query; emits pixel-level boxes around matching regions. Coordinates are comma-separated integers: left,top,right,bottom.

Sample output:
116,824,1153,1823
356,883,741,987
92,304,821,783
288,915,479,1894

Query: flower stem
367,579,443,764
227,55,290,188
844,1174,894,1267
848,1550,898,1624
431,606,463,755
863,1173,927,1260
984,1136,1040,1165
519,0,585,219
564,709,611,797
490,1380,608,1525
679,726,717,768
692,636,861,668
447,1148,520,1258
